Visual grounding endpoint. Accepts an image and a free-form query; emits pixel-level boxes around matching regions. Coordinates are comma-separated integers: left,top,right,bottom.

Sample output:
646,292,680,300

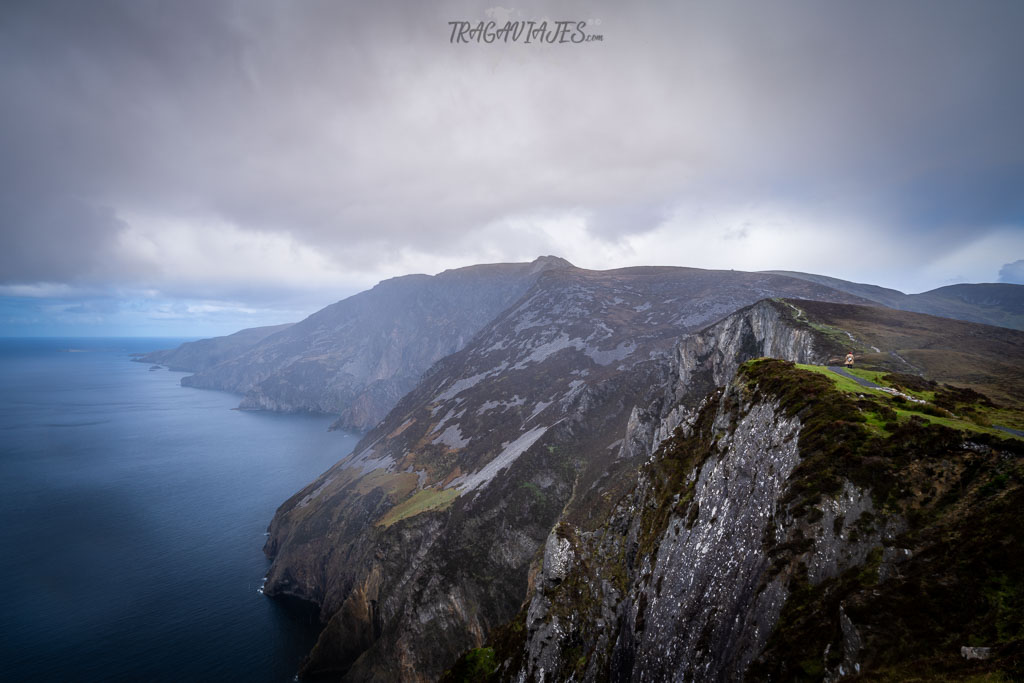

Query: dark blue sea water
0,338,358,682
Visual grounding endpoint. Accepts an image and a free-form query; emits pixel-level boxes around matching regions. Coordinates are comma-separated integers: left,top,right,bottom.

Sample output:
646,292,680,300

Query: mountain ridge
765,270,1024,330
136,322,294,371
140,263,1021,438
147,256,573,431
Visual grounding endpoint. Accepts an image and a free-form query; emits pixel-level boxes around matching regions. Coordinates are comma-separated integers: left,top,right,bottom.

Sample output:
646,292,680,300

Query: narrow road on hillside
826,366,1024,439
828,366,880,389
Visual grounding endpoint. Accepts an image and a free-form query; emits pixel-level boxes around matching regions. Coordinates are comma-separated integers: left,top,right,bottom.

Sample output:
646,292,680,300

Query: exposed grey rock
803,481,879,585
877,546,913,583
629,399,802,682
961,646,993,660
831,606,863,680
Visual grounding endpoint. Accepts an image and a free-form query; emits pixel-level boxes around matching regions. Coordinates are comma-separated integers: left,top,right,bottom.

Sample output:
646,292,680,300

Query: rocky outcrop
515,388,804,682
505,300,832,682
620,398,802,682
642,298,828,452
493,352,1024,682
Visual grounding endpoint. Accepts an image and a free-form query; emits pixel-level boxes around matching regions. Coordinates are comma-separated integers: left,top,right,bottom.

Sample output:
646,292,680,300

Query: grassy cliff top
741,358,1024,681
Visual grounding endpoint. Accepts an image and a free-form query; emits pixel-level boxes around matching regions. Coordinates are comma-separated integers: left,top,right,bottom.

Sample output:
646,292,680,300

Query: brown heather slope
784,299,1024,412
767,272,1024,331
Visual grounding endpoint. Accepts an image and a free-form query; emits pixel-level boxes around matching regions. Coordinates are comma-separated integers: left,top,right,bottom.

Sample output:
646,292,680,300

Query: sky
1,0,1022,336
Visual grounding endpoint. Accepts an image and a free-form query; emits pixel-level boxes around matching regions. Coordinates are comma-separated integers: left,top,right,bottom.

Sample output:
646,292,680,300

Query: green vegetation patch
376,487,458,527
793,363,1020,441
440,647,498,683
743,359,1024,515
844,367,891,385
786,298,1024,412
795,363,890,399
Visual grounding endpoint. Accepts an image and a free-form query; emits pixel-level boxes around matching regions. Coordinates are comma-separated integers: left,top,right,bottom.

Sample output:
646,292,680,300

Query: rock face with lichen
497,302,832,682
482,354,1024,682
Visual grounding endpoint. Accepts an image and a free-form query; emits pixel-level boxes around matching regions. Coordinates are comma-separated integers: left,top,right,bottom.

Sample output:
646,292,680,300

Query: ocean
0,338,358,681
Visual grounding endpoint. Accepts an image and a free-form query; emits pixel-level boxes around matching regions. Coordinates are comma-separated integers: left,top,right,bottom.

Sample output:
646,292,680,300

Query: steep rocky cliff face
491,300,829,682
261,271,866,680
481,356,1023,682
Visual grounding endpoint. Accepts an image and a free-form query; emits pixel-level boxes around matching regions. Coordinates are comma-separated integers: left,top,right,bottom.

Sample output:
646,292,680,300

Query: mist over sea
0,338,357,681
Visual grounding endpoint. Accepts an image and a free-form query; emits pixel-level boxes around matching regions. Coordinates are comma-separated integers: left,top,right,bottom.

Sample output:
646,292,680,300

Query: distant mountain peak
527,255,575,274
531,254,574,268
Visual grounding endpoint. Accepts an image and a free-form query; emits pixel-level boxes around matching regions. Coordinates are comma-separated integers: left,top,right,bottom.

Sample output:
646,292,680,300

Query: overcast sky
1,0,1022,336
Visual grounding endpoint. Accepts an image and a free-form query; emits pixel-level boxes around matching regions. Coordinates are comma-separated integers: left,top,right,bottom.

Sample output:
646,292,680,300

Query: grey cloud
0,196,126,282
1,0,1022,297
586,203,669,241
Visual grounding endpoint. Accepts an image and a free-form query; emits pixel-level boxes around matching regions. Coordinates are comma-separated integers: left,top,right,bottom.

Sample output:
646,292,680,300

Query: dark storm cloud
1,0,1022,306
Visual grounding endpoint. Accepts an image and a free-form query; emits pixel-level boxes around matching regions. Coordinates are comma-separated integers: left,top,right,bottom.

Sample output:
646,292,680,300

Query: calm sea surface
0,338,358,681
